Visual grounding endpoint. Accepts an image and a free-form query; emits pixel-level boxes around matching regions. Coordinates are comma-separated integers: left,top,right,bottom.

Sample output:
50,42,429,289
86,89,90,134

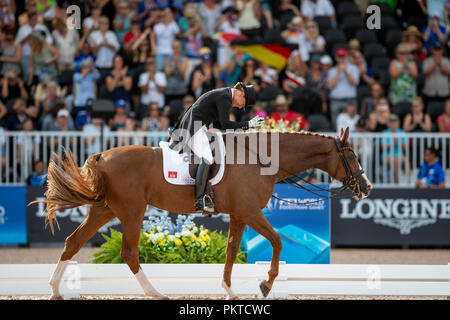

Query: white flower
181,230,191,237
175,232,181,238
167,235,175,242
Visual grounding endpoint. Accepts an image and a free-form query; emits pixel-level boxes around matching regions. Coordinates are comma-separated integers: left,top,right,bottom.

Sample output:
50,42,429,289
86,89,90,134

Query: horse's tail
29,149,106,235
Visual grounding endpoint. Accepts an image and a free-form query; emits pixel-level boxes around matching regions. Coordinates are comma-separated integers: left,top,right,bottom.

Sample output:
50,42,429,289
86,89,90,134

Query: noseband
334,137,364,194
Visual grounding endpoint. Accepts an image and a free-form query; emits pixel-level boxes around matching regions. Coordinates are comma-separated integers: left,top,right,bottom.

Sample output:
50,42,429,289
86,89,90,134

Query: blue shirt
73,70,101,107
422,24,446,48
417,161,445,186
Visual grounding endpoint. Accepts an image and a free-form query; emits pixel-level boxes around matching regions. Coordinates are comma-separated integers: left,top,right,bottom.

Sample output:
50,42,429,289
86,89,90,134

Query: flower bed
92,215,247,264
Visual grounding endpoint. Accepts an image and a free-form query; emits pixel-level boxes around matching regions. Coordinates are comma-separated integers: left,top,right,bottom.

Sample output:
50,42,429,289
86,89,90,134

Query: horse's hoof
259,280,271,298
49,295,64,300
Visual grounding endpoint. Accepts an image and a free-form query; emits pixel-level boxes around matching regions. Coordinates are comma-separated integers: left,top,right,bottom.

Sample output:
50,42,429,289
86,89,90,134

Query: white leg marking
222,279,238,300
48,259,69,299
135,268,168,299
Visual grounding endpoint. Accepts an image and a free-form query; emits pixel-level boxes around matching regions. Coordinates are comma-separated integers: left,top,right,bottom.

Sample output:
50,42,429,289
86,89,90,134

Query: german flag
235,44,292,71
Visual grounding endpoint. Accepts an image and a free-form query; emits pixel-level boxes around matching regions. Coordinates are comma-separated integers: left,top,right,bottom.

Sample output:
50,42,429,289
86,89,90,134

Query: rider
170,82,265,213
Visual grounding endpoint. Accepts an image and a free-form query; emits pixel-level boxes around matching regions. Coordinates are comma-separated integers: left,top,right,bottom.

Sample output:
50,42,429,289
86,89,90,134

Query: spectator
82,2,102,32
360,81,385,120
320,54,332,76
197,0,222,38
305,53,327,114
402,25,426,61
28,30,59,86
35,0,57,23
113,1,134,42
388,43,418,105
105,55,133,105
303,21,326,54
141,101,161,131
347,39,361,65
82,116,110,156
416,147,445,189
336,103,360,133
281,16,309,62
117,112,140,145
301,0,336,24
153,8,180,72
422,41,450,104
268,94,309,131
26,159,47,186
110,99,127,130
45,105,75,131
282,50,307,94
129,28,156,65
422,12,447,49
353,51,375,87
191,48,219,98
1,71,29,103
381,114,407,184
214,6,241,67
327,48,359,129
89,16,120,73
74,32,96,73
437,98,450,132
137,0,159,30
15,9,53,83
255,62,278,87
367,101,390,132
0,99,6,124
235,0,262,40
73,58,101,117
4,98,32,130
164,40,188,102
239,58,261,93
0,27,22,77
17,118,40,169
0,0,16,29
123,18,144,53
52,17,80,72
138,58,167,118
279,0,302,24
403,97,432,132
180,5,206,63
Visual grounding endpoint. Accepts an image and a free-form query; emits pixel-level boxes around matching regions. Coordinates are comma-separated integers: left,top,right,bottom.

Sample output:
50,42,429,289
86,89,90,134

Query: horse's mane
223,130,336,140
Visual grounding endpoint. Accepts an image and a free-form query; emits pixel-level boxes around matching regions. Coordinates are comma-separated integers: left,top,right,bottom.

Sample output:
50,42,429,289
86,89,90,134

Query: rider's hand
248,116,265,129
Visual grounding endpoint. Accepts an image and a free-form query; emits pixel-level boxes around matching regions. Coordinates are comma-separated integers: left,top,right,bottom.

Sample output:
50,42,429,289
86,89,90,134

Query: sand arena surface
1,247,449,300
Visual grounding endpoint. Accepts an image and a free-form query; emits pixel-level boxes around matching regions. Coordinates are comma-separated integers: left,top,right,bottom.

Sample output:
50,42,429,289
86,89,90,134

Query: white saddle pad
160,132,226,186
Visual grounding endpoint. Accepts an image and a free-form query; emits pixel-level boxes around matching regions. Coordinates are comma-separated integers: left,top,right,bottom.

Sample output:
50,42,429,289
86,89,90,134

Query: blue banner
0,186,27,244
242,184,330,264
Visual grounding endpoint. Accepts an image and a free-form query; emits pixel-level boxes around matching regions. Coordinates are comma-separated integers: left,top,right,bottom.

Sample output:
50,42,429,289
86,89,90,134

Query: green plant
91,216,247,264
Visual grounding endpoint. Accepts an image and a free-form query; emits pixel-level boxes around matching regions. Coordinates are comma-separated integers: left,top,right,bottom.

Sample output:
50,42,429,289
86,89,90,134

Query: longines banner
331,188,450,247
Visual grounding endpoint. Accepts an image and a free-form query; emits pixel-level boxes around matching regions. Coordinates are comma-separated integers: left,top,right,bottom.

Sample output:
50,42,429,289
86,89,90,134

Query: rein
232,133,363,206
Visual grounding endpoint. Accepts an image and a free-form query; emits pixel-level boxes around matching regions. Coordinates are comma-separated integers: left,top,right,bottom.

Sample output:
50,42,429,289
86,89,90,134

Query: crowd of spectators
0,0,450,182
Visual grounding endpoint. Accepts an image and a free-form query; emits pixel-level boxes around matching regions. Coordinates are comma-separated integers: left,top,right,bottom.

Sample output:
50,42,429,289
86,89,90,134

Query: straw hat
402,26,422,41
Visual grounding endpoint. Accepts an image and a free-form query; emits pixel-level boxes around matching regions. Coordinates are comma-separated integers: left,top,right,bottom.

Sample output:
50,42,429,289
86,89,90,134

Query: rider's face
232,90,246,109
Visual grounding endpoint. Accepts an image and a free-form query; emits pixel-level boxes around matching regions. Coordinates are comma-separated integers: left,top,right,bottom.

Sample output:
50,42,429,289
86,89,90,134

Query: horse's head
328,127,372,200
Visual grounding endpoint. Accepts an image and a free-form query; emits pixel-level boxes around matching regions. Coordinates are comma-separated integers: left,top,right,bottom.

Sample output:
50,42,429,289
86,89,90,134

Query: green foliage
91,227,247,264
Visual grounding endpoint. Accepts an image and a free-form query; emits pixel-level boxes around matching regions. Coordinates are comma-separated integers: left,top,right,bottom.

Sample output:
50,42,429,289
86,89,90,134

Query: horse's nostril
367,184,373,190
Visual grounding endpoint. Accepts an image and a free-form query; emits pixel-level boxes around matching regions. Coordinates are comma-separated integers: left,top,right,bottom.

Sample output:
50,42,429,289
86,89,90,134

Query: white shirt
336,113,360,133
88,30,119,68
236,0,261,30
285,32,310,61
153,22,179,55
83,16,99,31
255,67,278,86
15,23,53,56
138,71,167,107
301,0,335,19
52,29,80,64
327,63,359,99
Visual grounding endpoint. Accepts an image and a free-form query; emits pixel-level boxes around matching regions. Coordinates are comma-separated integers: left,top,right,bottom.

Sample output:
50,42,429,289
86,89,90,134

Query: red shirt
269,111,309,130
123,31,142,44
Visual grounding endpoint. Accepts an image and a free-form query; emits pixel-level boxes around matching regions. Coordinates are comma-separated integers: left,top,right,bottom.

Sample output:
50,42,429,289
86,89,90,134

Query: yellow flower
200,240,207,247
190,233,197,242
174,238,182,246
182,237,190,244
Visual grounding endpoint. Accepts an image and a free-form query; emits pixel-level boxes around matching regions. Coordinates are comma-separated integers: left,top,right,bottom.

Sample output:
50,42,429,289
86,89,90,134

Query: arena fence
1,131,449,188
0,262,449,298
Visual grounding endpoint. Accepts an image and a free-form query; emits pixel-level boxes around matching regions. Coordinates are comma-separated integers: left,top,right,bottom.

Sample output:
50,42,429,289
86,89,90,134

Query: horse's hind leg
222,217,246,300
243,210,282,298
49,205,115,299
119,207,168,299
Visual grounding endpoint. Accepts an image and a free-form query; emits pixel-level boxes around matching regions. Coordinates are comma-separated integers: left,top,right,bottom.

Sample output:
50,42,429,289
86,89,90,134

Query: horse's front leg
244,209,282,298
222,216,246,300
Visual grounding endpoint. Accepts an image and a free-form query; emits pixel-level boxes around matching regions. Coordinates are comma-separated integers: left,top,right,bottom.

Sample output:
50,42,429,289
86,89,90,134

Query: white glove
248,116,265,129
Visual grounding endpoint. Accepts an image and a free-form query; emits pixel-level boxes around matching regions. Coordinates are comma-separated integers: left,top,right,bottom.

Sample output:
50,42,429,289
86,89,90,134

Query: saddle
160,131,226,188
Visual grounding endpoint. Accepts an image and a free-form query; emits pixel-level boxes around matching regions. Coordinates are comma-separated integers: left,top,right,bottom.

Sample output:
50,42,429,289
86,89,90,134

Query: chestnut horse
34,127,371,299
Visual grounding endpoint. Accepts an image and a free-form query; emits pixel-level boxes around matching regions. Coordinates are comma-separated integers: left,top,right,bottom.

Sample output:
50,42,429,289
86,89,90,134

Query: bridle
332,137,365,198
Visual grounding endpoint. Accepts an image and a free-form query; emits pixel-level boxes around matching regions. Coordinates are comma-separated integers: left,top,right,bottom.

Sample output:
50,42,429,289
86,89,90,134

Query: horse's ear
339,128,344,139
342,127,350,143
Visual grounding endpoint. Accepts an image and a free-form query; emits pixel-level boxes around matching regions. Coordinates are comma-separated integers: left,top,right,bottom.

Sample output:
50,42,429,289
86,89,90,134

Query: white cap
57,109,70,118
320,55,332,65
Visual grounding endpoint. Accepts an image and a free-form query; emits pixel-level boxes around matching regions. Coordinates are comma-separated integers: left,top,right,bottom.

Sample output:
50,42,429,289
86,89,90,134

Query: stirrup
195,194,215,214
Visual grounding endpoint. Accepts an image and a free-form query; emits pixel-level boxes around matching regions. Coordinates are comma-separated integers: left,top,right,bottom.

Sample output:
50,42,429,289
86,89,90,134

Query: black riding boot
194,159,215,213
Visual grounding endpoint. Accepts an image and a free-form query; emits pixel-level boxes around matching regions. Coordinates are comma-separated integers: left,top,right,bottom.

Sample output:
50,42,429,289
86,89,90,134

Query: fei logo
0,205,7,224
366,5,381,30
